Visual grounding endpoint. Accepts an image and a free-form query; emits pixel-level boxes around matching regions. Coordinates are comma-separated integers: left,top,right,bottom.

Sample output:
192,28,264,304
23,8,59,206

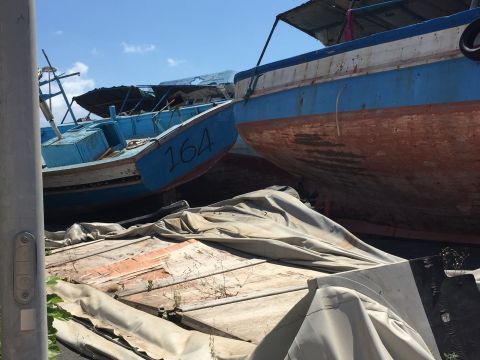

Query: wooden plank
180,289,309,344
46,237,154,268
81,240,262,295
178,285,307,312
174,315,249,342
46,237,172,282
47,239,103,253
77,239,201,290
44,235,321,345
117,258,267,298
122,261,321,311
46,239,137,266
43,161,138,187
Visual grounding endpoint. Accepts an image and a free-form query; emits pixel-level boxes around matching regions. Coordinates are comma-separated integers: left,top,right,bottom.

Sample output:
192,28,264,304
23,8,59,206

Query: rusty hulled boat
233,0,480,242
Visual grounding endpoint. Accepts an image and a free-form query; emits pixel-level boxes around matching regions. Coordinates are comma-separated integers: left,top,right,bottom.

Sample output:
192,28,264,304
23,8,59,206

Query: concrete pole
0,0,47,359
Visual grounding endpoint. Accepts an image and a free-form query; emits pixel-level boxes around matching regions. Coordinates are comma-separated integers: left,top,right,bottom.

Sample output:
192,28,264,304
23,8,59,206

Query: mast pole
42,49,78,125
0,0,47,359
244,17,279,100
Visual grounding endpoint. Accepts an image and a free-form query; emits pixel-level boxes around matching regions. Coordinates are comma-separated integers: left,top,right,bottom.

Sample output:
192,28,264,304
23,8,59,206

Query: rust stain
295,158,369,176
237,100,480,233
78,239,198,281
308,149,364,159
293,133,345,147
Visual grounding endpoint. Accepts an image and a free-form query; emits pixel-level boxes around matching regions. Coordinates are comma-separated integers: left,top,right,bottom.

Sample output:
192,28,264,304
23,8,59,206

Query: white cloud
39,61,95,127
167,58,186,67
121,42,156,54
53,30,63,36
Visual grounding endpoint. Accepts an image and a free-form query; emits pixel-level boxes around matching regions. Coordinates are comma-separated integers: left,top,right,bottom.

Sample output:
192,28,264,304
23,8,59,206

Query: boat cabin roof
74,71,236,118
74,83,233,118
74,86,157,118
278,0,471,46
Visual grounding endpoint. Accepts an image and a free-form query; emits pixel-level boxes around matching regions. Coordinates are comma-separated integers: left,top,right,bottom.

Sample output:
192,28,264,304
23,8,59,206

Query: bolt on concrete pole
0,0,48,359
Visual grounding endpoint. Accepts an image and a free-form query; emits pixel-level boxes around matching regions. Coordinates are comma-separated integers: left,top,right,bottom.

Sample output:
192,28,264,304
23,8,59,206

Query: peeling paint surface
238,101,480,233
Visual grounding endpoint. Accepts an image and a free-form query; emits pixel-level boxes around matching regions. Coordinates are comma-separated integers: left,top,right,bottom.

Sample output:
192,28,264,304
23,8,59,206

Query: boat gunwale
42,100,233,175
43,143,232,195
234,7,480,84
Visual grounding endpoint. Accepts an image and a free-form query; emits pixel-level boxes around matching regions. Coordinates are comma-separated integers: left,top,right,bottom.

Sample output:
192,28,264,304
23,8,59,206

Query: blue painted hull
234,52,480,122
43,103,236,213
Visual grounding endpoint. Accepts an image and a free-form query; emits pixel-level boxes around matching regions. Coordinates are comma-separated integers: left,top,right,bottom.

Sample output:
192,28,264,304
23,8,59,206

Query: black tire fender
460,18,480,61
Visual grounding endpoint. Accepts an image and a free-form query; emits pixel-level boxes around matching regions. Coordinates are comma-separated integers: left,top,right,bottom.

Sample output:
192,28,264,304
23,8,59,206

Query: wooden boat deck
45,235,323,343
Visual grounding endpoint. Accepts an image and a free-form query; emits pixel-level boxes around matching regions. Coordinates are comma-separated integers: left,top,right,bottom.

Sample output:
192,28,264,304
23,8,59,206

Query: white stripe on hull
235,25,466,98
43,162,139,188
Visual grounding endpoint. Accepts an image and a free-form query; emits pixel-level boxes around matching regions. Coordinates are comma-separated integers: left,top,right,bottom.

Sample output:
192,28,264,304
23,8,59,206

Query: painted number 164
165,127,213,172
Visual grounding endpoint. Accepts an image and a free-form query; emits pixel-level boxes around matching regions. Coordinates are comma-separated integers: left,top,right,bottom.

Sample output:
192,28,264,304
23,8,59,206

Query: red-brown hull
237,101,480,241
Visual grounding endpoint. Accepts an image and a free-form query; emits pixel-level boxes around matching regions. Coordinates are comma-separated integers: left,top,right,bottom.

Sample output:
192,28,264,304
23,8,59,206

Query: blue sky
36,0,321,122
36,1,321,87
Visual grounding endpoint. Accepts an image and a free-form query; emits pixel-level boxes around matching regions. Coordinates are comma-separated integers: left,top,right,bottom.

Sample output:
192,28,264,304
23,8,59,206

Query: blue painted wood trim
234,8,480,84
234,56,480,123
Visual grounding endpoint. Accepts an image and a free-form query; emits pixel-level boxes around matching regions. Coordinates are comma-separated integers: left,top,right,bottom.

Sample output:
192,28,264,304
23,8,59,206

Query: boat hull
43,103,237,215
177,152,301,207
237,100,480,236
233,10,480,241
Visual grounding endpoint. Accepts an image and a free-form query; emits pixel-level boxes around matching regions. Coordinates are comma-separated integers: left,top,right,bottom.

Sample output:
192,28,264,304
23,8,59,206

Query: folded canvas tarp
46,187,401,273
74,86,157,118
51,280,254,360
249,257,480,360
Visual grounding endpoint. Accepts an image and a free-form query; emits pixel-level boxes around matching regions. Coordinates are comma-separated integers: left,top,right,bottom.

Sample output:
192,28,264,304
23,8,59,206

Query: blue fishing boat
39,55,236,214
233,0,480,242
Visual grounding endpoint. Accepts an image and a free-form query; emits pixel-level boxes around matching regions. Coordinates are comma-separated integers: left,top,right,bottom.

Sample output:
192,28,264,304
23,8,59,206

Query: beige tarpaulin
248,286,436,360
248,259,445,360
52,280,254,360
46,187,402,273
